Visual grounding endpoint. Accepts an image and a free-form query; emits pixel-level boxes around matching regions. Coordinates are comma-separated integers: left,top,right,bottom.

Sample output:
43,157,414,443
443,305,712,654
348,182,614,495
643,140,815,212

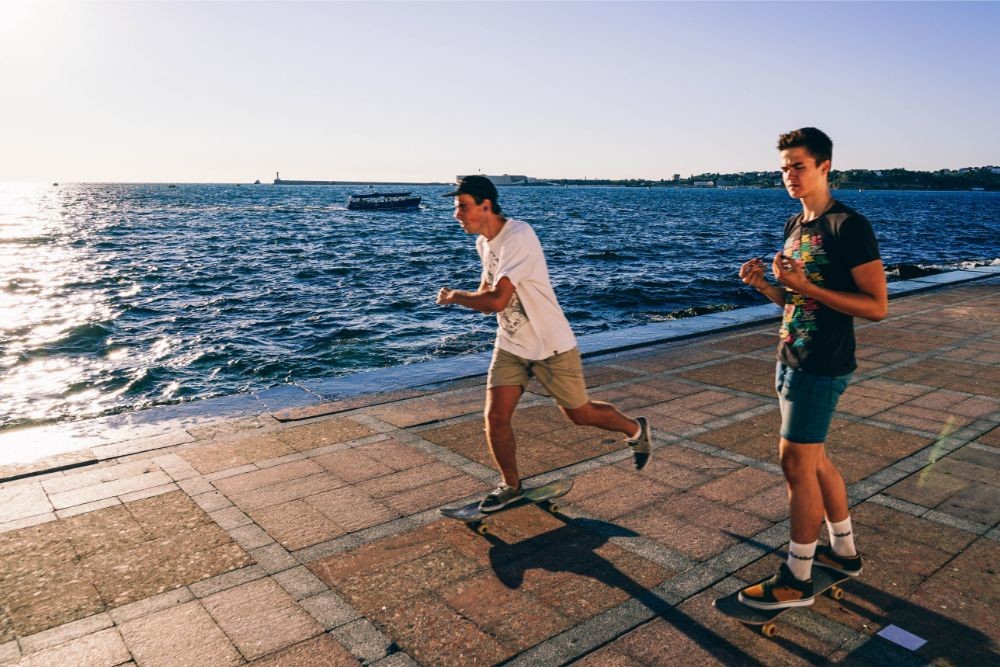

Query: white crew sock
827,517,857,557
787,540,817,581
629,421,642,440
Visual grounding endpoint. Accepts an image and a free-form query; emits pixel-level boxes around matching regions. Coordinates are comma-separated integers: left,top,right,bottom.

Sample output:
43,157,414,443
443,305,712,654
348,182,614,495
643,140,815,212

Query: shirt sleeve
475,237,488,285
839,215,881,269
494,228,539,287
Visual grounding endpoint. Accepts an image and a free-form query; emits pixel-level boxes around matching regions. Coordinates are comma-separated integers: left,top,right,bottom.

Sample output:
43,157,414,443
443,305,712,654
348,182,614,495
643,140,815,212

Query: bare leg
561,400,638,435
817,451,850,523
779,438,827,544
485,385,524,488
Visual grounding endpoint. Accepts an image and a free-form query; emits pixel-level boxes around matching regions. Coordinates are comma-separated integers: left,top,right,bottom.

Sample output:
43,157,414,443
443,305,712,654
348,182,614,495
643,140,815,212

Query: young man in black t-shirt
737,127,888,610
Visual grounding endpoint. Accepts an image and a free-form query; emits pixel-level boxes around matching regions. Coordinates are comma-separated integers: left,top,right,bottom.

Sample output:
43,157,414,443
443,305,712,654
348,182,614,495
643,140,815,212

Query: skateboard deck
713,566,852,637
439,478,573,534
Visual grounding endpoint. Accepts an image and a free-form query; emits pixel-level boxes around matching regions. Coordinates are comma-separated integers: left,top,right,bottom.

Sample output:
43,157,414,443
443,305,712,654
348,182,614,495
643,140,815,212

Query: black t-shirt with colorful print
778,200,881,376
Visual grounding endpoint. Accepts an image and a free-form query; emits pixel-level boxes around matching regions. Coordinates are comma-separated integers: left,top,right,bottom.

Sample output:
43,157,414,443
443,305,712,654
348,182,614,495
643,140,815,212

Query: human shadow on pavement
719,531,996,664
482,514,829,665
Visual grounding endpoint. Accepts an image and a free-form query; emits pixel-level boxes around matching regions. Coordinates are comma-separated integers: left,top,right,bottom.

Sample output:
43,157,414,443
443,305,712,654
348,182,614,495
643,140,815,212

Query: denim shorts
776,363,851,444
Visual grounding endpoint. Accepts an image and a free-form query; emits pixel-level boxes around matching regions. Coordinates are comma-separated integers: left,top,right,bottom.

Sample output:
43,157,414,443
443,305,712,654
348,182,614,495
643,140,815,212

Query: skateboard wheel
762,623,777,638
476,524,489,535
831,585,844,601
548,504,559,513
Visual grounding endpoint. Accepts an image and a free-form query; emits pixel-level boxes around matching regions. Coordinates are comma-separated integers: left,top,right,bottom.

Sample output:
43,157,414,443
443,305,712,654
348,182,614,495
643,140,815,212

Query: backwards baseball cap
441,175,499,202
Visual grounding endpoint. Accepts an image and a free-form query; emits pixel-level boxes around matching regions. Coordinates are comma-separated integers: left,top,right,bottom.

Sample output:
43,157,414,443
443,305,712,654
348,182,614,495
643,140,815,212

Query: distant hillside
547,166,1000,191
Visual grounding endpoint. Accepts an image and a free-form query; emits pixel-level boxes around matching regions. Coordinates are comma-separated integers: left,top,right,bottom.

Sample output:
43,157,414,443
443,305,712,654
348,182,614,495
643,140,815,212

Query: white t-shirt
476,219,576,360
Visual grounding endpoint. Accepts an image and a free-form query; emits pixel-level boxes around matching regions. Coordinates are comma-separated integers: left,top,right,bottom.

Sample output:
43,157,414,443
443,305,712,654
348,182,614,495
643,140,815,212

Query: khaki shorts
487,346,589,409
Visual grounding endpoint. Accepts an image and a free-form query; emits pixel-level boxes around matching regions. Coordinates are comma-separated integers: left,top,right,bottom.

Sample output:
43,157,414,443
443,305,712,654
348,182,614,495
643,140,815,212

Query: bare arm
436,276,515,314
774,254,888,322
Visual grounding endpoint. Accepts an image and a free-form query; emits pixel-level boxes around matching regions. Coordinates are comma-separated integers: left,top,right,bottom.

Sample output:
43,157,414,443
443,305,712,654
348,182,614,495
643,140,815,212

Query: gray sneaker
626,416,652,470
479,482,524,512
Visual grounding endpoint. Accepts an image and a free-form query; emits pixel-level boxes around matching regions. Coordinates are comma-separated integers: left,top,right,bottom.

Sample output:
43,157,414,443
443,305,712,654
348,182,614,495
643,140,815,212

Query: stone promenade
1,277,998,666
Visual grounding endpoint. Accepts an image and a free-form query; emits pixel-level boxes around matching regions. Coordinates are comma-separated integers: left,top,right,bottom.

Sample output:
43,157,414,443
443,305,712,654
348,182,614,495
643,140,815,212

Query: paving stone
935,483,1000,525
371,652,420,667
305,486,399,533
109,587,194,625
212,459,325,496
0,512,56,534
330,618,395,664
299,591,360,629
249,633,360,666
189,565,267,598
329,544,481,616
275,418,378,451
884,466,973,508
851,501,976,554
272,566,328,600
229,473,345,512
921,538,999,608
440,572,574,651
582,614,744,665
373,594,510,666
192,490,233,512
888,577,1000,665
228,524,274,550
119,600,241,667
617,507,736,562
693,466,783,505
250,499,345,550
180,434,298,475
311,448,395,483
55,496,121,519
0,484,52,523
616,346,728,373
15,627,130,667
2,563,105,637
678,357,777,397
208,506,253,531
735,483,790,522
249,543,298,574
49,471,175,510
17,611,113,654
380,474,488,516
662,492,773,539
202,578,323,660
40,460,159,495
177,476,214,496
0,640,18,664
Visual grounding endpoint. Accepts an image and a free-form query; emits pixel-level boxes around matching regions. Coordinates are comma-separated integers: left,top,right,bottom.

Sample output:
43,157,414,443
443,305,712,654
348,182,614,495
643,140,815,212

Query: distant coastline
267,166,1000,192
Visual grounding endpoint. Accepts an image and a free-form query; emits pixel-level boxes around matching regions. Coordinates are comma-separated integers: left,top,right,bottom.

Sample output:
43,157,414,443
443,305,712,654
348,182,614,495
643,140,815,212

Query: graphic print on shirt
485,249,529,337
780,230,829,348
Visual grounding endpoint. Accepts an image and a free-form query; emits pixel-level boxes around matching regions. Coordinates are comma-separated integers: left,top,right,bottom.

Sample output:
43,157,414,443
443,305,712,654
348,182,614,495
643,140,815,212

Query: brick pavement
1,276,998,665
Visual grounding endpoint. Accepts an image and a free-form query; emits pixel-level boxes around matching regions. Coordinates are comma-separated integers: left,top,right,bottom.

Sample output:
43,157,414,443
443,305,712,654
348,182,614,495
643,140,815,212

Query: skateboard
439,478,574,535
713,566,851,637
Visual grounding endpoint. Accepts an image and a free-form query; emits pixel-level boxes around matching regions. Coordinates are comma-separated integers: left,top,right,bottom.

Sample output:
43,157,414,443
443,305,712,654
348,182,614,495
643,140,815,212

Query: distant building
692,180,715,188
456,174,538,185
672,174,680,181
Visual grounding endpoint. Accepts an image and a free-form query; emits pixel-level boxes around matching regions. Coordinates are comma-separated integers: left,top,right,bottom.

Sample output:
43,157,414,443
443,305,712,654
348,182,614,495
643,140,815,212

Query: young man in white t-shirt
436,176,653,512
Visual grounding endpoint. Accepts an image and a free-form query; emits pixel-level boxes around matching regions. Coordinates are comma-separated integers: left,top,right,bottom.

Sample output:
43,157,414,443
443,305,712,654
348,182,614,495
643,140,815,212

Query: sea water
1,183,997,431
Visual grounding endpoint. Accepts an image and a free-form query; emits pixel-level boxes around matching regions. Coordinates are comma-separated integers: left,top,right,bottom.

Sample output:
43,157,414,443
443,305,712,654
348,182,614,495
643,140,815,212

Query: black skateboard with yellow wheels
439,478,573,535
713,566,851,637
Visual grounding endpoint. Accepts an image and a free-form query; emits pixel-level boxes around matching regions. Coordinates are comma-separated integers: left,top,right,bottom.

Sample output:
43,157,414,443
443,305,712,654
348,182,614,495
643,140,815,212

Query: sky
1,1,998,183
